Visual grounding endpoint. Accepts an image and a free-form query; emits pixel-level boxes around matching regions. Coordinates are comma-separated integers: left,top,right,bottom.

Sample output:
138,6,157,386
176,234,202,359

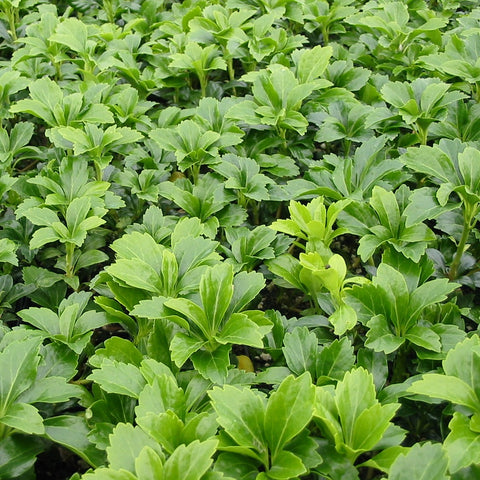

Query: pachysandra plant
346,258,460,361
339,185,436,263
314,368,401,477
400,141,480,281
210,373,321,480
408,336,480,473
2,0,480,478
134,263,272,383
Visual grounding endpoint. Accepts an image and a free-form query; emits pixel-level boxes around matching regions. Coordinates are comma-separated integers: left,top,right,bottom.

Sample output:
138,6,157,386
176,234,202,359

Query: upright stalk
449,203,478,280
6,5,18,42
65,242,76,279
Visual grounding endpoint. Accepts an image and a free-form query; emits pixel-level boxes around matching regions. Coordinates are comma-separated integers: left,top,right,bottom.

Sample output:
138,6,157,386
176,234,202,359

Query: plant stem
198,71,207,98
392,343,409,383
449,205,477,280
65,243,76,278
226,56,237,96
94,161,103,182
344,139,352,157
475,82,480,103
415,124,428,145
7,5,17,42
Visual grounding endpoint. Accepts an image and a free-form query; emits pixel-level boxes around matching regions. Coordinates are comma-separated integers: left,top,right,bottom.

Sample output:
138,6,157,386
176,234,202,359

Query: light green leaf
163,439,218,480
87,361,146,399
389,442,449,480
317,337,355,383
1,403,44,435
200,264,233,332
107,259,163,294
282,327,317,377
216,313,264,348
170,334,206,368
107,422,162,473
264,373,315,456
365,315,405,354
209,384,266,454
135,446,164,480
335,368,376,446
268,450,306,479
191,345,231,384
296,45,333,84
444,412,480,473
408,374,478,411
0,338,41,409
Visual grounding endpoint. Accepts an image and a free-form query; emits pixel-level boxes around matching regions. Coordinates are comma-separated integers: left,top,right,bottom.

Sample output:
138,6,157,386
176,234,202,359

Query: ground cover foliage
1,0,480,478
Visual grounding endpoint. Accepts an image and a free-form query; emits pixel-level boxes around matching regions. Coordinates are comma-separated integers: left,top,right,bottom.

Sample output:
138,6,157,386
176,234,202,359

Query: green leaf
444,412,480,473
443,336,480,400
216,313,264,348
50,17,91,53
44,415,106,468
401,145,456,184
191,345,231,384
282,327,317,377
170,333,206,368
348,402,399,453
0,337,41,409
82,468,137,479
365,315,405,354
389,442,449,480
209,385,266,455
316,337,355,383
163,439,218,480
296,45,333,84
87,361,146,399
107,259,163,294
408,279,459,321
132,447,163,480
200,264,233,332
370,186,401,235
264,373,315,456
408,374,478,411
135,376,184,420
137,412,183,455
268,450,306,479
360,446,410,474
0,434,44,479
405,325,441,352
335,368,376,445
1,403,44,435
107,422,162,473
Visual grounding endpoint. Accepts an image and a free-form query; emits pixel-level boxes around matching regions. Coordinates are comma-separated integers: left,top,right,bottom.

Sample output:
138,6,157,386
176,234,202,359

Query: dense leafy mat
1,0,480,478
